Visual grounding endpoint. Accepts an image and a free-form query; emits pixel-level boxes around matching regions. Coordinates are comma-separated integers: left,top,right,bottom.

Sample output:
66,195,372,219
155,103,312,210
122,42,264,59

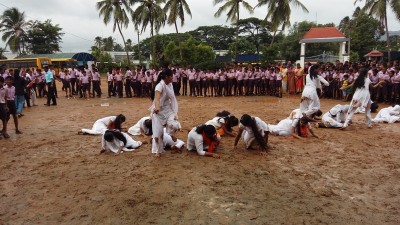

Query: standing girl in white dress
234,114,270,155
300,64,329,117
150,68,179,157
341,68,384,129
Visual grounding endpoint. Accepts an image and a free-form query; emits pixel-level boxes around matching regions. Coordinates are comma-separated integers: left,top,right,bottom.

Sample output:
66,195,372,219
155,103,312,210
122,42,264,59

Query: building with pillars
299,27,349,67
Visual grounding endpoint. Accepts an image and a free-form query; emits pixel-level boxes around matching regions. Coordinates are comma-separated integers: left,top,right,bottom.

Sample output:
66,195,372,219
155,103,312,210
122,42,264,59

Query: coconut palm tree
96,0,133,65
214,0,254,58
0,7,30,54
355,0,400,62
256,0,308,46
132,0,166,62
94,36,103,49
163,0,192,61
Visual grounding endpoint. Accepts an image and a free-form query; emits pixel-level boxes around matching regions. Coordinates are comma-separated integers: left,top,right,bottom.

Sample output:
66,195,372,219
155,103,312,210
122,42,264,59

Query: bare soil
1,92,399,225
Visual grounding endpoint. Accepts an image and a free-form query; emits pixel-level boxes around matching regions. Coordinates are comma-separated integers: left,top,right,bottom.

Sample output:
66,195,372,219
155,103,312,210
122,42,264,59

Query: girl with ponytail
234,114,270,155
300,64,330,117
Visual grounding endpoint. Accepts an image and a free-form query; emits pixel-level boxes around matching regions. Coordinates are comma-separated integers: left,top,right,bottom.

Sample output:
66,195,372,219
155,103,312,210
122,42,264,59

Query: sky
0,0,400,53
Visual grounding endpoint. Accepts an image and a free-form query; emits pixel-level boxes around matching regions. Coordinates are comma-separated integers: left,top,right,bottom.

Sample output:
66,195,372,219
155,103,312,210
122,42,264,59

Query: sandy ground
1,89,400,225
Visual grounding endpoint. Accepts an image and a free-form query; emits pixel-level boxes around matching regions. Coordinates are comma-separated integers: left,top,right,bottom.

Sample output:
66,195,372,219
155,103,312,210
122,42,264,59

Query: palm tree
0,7,30,54
355,0,400,62
132,0,166,63
214,0,254,58
96,0,133,65
256,0,308,46
94,36,103,49
163,0,192,61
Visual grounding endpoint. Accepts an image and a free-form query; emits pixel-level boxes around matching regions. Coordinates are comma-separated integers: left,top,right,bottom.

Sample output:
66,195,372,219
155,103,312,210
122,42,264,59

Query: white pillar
300,43,306,68
339,42,346,63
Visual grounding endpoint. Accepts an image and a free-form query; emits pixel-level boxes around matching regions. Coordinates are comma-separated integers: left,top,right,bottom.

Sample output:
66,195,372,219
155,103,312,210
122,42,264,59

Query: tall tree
189,25,235,50
0,7,30,54
213,0,254,58
163,0,192,61
132,0,166,63
256,0,308,46
25,20,63,54
94,36,103,49
338,8,382,60
355,0,400,62
237,17,270,54
96,0,132,65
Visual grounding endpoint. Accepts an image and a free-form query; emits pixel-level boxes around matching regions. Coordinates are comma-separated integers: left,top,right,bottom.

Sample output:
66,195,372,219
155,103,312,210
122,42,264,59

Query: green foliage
0,7,30,54
163,36,214,66
278,21,338,61
346,11,381,60
26,19,63,54
261,45,280,63
349,51,360,62
132,32,191,60
188,25,235,50
228,38,257,55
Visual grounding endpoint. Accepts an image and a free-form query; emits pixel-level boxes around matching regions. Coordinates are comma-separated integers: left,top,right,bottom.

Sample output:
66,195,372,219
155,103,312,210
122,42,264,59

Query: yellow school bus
0,57,51,70
51,58,77,74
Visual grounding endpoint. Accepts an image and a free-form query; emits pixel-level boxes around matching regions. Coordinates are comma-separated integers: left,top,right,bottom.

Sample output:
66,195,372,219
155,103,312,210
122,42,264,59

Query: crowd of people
1,59,400,149
74,62,399,158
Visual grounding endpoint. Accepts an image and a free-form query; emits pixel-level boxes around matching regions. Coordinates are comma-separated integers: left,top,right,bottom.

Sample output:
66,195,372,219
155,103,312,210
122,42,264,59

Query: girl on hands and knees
234,114,270,155
187,124,220,158
101,129,146,156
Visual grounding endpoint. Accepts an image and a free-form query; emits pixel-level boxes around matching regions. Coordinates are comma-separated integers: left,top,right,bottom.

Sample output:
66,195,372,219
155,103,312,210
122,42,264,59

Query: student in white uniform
187,124,220,158
205,110,239,138
128,116,152,136
289,108,322,121
101,130,146,156
80,114,126,135
234,114,269,154
150,69,179,157
341,68,384,129
162,128,185,151
317,104,350,128
300,64,329,117
372,105,400,123
290,116,319,139
151,119,182,153
268,119,293,136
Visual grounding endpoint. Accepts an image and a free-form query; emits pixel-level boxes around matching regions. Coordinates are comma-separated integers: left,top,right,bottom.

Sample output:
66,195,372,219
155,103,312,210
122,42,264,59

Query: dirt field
1,92,399,225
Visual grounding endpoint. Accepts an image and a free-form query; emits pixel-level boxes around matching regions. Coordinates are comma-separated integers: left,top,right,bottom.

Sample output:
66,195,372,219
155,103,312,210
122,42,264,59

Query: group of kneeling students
79,103,400,157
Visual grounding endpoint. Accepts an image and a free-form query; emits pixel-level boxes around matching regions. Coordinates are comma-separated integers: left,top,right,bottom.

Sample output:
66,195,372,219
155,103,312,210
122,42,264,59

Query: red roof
302,27,346,39
364,50,383,57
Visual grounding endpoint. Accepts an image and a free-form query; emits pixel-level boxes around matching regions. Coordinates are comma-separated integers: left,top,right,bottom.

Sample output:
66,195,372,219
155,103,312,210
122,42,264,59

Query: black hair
240,114,267,150
343,74,349,79
114,114,126,131
226,116,239,132
296,116,310,136
313,110,322,117
150,68,173,100
216,110,231,117
195,124,217,140
13,69,20,77
309,64,320,80
354,68,368,89
144,119,153,136
371,102,379,113
104,130,127,145
0,76,4,82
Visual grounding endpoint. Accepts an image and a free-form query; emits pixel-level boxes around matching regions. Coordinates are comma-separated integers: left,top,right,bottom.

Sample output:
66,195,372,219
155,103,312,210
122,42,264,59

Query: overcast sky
0,0,399,53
